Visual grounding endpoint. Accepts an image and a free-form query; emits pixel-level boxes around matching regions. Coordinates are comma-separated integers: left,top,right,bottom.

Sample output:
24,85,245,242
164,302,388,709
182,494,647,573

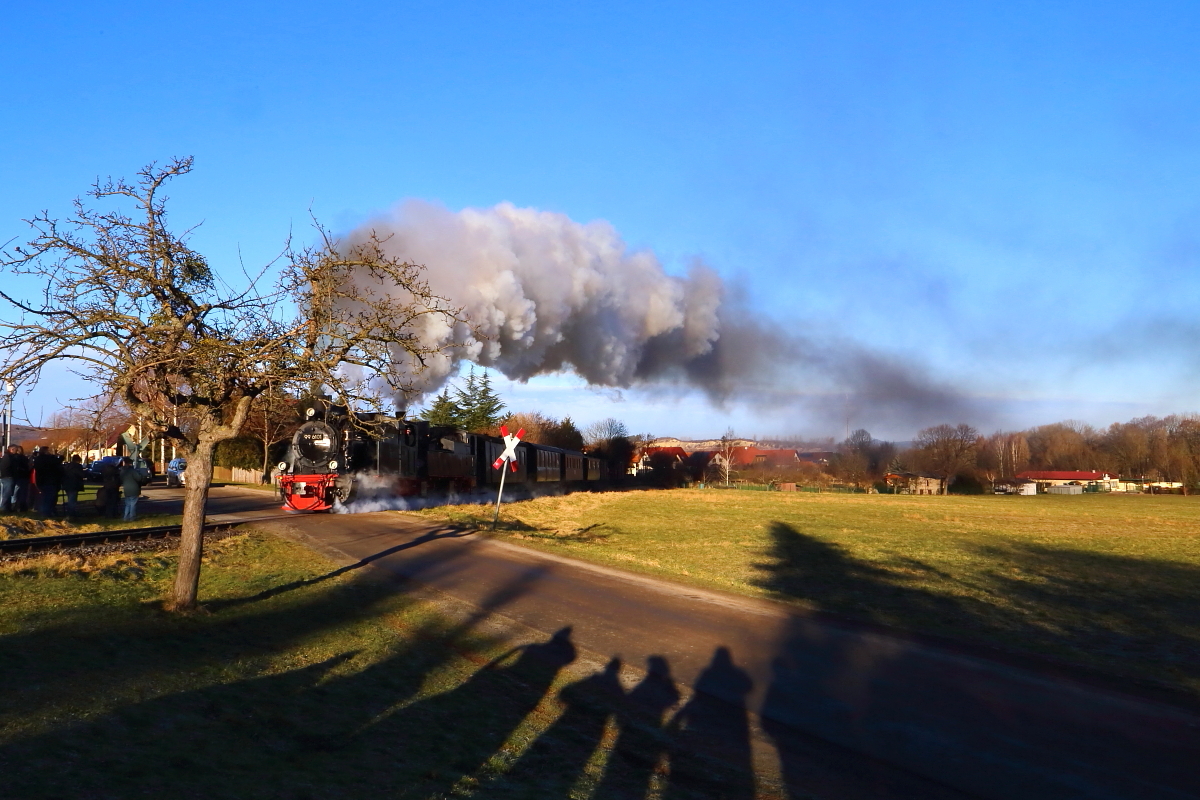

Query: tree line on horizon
27,386,1200,497
818,414,1200,494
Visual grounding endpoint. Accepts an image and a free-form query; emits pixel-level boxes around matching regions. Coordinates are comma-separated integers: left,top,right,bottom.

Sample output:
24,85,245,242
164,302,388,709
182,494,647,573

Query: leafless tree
242,383,301,480
0,158,461,610
718,428,738,486
914,423,979,494
583,417,629,448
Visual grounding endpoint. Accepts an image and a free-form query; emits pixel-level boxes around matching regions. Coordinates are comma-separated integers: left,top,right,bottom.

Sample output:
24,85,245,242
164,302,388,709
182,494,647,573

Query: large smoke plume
344,200,979,430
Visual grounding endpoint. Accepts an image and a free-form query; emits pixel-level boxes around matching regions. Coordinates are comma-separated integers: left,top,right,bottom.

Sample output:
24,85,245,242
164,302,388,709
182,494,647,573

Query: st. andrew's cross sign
493,424,524,471
492,424,524,528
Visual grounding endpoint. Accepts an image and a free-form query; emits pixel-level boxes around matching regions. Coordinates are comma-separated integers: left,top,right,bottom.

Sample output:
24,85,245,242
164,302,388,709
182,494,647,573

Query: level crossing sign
492,425,524,528
492,425,525,471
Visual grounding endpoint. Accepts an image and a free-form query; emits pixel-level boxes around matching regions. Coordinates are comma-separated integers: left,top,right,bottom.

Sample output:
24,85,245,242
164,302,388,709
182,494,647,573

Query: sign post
492,425,524,530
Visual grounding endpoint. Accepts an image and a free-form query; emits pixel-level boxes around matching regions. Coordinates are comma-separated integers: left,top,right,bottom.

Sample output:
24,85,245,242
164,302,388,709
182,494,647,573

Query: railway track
0,514,296,558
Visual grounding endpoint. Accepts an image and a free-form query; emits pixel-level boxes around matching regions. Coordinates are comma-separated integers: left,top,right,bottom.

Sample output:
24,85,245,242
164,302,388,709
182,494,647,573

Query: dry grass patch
0,511,184,539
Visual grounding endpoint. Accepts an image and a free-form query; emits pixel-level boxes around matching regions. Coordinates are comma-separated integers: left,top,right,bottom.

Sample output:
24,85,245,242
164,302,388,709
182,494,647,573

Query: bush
949,471,986,495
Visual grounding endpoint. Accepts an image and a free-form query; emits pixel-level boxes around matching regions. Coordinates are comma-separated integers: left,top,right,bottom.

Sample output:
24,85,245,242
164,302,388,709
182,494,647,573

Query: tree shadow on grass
0,551,547,799
0,612,735,799
0,544,767,800
206,525,473,611
753,521,1200,695
756,521,1200,800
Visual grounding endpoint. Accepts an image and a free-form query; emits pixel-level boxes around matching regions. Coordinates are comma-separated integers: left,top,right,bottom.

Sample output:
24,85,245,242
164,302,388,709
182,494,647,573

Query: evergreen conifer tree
454,366,507,432
420,389,464,427
467,369,507,432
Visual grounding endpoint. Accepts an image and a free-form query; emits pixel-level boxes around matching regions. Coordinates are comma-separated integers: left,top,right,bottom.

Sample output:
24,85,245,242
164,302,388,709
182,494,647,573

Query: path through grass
414,490,1200,697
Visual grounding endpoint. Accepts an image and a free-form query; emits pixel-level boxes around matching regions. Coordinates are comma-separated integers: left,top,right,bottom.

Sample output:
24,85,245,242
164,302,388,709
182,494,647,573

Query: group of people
0,446,149,520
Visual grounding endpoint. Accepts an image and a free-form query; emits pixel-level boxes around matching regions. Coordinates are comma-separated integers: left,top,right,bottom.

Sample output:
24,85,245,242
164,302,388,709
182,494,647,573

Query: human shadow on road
485,655,625,797
4,554,741,800
663,646,757,800
593,655,680,798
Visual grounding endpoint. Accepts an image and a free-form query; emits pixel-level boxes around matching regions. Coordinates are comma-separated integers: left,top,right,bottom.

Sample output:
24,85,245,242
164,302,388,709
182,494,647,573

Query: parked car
166,457,188,488
85,455,124,483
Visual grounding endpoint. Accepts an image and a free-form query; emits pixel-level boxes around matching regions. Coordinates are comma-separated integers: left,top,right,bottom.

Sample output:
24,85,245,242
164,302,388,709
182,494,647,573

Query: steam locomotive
276,406,606,512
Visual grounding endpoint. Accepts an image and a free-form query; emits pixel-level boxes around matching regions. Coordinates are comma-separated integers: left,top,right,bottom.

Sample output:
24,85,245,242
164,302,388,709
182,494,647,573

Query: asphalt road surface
159,487,1200,799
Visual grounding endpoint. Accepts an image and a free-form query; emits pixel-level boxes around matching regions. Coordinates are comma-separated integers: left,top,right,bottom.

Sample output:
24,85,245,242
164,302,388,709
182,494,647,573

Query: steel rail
0,514,295,556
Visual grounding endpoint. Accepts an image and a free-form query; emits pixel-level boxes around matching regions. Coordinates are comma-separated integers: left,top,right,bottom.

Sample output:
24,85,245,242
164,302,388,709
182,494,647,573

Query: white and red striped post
492,425,524,529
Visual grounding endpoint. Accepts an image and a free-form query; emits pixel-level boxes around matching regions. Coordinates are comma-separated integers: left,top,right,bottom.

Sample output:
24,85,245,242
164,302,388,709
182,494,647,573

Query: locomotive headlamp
277,461,288,472
306,407,316,418
329,460,339,470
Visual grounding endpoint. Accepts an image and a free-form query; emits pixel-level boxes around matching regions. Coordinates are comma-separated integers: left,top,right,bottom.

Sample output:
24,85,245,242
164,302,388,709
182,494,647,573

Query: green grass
412,490,1200,697
0,530,765,799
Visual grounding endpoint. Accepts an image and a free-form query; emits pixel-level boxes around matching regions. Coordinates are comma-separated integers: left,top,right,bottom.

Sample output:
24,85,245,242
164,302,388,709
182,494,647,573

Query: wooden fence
211,466,267,484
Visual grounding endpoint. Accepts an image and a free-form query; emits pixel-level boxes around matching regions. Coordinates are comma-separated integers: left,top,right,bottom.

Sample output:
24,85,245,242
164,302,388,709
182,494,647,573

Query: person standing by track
1,445,31,513
100,458,121,518
32,446,63,517
61,455,85,517
0,445,17,513
119,457,148,522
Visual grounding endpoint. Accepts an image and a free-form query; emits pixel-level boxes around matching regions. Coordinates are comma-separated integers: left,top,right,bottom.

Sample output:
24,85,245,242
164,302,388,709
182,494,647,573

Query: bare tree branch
0,158,462,610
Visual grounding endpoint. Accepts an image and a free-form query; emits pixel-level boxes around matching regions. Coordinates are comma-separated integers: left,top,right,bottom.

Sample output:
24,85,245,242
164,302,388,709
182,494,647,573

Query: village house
635,446,690,476
884,472,942,495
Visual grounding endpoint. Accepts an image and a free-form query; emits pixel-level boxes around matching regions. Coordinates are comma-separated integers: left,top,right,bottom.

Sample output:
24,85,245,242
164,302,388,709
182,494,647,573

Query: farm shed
993,477,1037,495
1016,470,1119,492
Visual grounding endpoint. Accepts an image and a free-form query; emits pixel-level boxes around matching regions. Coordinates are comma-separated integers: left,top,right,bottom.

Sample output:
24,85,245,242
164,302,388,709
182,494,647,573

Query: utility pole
0,381,14,450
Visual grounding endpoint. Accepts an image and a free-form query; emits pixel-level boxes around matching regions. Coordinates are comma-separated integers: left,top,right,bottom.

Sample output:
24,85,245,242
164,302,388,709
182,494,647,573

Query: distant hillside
647,437,760,452
648,435,903,453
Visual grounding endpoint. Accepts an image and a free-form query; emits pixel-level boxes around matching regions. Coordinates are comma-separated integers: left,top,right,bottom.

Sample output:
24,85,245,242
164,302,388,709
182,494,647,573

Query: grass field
413,489,1200,698
0,530,769,799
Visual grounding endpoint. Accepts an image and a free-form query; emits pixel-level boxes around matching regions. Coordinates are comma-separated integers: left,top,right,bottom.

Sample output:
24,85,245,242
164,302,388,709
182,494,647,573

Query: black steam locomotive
277,406,606,512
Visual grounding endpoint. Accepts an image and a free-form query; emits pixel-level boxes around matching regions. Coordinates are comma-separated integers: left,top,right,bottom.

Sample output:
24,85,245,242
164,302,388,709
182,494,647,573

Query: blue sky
2,0,1198,440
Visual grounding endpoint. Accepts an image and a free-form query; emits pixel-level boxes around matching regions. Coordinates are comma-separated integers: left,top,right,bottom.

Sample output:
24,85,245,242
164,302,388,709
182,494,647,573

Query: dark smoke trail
343,200,983,430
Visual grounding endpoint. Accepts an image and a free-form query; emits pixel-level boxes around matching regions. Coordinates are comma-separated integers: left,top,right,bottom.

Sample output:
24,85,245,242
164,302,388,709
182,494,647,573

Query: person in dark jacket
100,459,121,519
32,447,63,517
3,446,32,513
26,447,41,511
0,445,17,513
61,455,86,517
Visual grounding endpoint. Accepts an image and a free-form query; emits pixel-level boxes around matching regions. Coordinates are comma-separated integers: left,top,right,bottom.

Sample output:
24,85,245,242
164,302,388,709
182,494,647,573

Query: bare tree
718,428,738,486
914,423,979,494
242,383,301,480
0,158,460,610
583,417,629,447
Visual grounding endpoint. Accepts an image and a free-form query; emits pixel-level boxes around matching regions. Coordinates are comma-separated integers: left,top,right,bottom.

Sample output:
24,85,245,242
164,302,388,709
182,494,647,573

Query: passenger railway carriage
277,405,606,512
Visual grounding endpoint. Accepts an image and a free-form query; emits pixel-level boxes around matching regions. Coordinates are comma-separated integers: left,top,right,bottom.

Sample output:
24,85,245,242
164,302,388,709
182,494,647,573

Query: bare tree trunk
169,440,214,611
261,430,270,484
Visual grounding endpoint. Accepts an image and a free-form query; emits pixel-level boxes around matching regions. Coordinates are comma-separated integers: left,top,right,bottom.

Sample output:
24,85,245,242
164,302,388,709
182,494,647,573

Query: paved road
139,483,286,520
186,493,1200,799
